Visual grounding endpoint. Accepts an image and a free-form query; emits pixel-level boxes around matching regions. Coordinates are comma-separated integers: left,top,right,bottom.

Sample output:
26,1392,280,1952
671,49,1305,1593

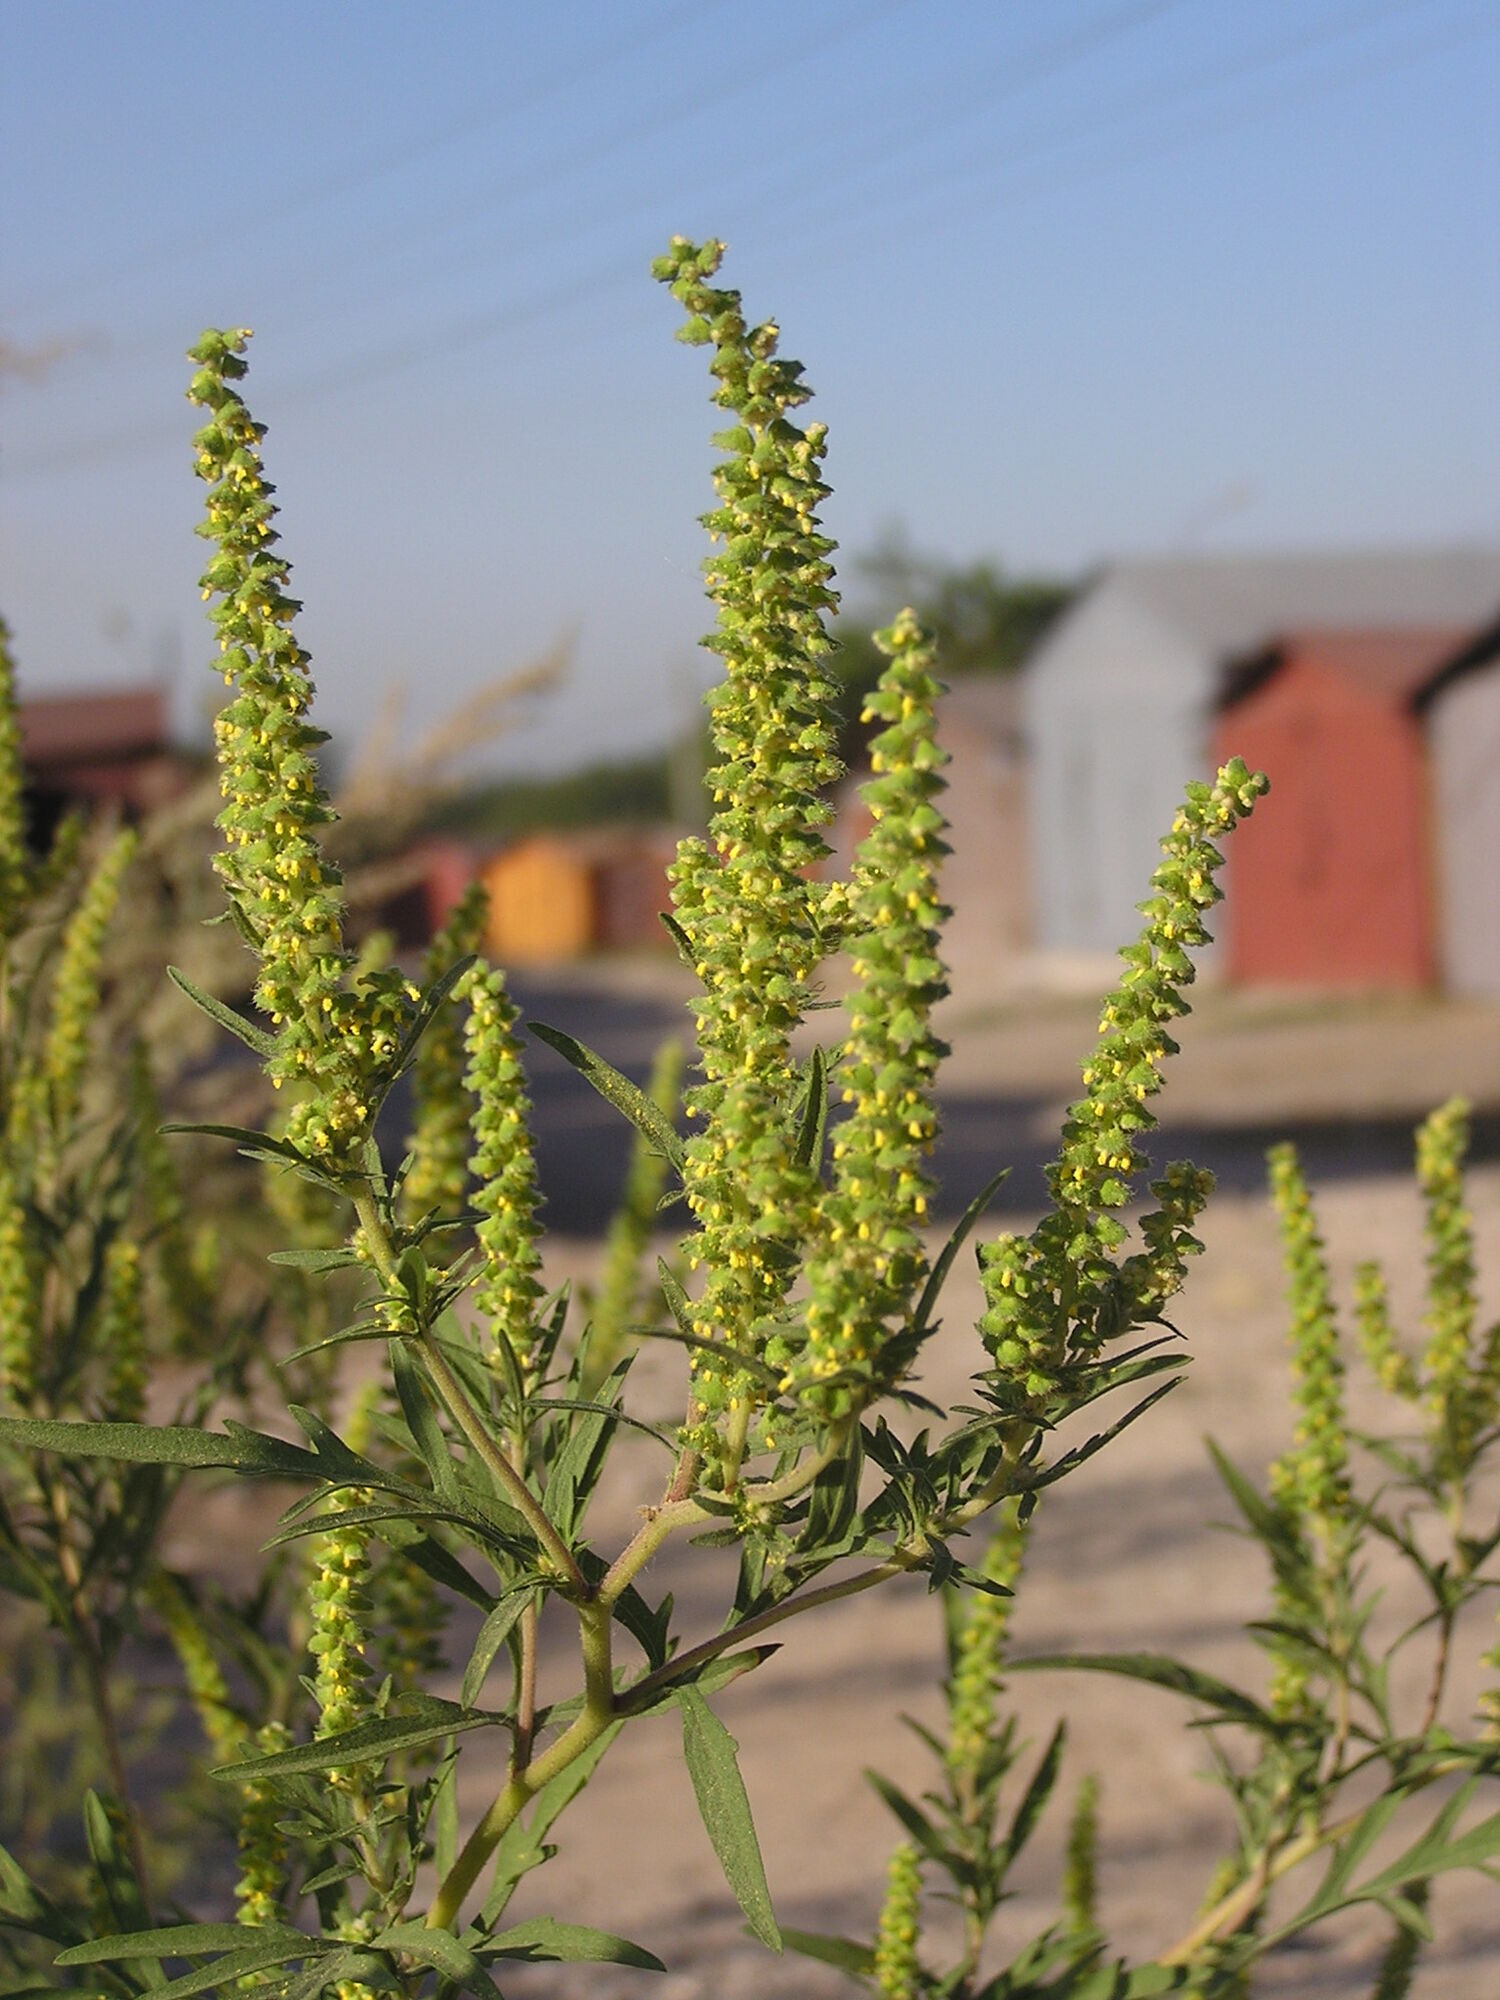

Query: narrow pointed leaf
461,1589,536,1709
678,1685,781,1951
912,1166,1010,1333
0,1417,320,1479
477,1917,665,1970
1006,1652,1279,1733
794,1044,829,1173
528,1020,684,1171
213,1699,505,1779
56,1925,313,1965
166,966,278,1057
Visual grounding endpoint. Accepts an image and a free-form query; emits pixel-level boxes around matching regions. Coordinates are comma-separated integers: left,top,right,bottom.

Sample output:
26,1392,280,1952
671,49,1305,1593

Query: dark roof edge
1413,610,1500,712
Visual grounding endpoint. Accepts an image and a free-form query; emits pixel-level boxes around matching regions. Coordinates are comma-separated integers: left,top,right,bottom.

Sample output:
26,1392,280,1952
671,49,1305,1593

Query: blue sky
3,0,1497,776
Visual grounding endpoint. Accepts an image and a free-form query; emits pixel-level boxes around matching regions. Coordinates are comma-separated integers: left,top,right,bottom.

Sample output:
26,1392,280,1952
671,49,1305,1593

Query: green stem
427,1597,614,1929
349,1186,585,1595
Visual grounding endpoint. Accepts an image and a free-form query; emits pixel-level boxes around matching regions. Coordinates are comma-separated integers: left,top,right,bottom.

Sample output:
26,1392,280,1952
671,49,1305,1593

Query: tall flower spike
42,826,137,1136
0,1167,38,1406
0,616,31,935
1354,1258,1419,1401
654,238,844,1446
979,760,1267,1414
99,1236,147,1422
189,331,410,1170
401,881,489,1226
945,1501,1027,1776
234,1720,292,1926
464,966,544,1382
790,609,948,1411
1266,1144,1351,1536
1416,1097,1481,1466
873,1841,924,2000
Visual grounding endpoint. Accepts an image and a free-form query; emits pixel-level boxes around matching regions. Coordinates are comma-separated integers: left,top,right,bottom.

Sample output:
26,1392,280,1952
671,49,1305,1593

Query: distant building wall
1427,651,1500,998
1214,648,1435,987
1023,588,1212,954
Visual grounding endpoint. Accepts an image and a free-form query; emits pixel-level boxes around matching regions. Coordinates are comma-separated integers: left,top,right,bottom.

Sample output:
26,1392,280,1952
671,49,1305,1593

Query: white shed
1420,617,1500,999
1021,549,1500,956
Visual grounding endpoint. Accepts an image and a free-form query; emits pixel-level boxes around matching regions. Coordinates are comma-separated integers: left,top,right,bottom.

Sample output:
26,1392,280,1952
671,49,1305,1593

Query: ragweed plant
1,237,1496,2000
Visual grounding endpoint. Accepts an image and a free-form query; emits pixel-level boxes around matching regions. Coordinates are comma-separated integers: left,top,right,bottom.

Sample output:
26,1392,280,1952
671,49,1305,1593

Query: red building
1212,628,1462,988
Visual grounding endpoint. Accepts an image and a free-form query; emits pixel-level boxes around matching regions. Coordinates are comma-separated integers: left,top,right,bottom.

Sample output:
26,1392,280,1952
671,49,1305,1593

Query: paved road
506,970,1500,1234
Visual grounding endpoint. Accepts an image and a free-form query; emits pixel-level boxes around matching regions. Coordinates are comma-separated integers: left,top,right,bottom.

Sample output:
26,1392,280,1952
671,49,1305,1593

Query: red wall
1214,657,1434,987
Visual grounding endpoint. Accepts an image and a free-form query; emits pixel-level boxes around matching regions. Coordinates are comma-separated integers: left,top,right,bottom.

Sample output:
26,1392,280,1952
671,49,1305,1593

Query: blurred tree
829,527,1076,751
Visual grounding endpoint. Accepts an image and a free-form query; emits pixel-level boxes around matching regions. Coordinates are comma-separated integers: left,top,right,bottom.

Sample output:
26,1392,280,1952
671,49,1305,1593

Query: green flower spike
99,1236,146,1422
945,1501,1026,1778
148,1571,245,1770
464,965,544,1381
0,616,31,935
654,238,844,1449
401,881,489,1227
189,329,417,1171
42,825,137,1135
585,1036,685,1394
1063,1772,1102,1938
234,1720,292,1926
0,1166,38,1406
979,760,1267,1413
1416,1097,1481,1467
790,610,949,1412
309,1518,376,1749
1266,1144,1351,1537
1353,1258,1419,1402
873,1840,925,2000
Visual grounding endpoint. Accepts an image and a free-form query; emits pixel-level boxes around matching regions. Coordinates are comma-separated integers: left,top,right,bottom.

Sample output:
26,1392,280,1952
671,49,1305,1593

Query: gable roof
1104,547,1500,663
1220,626,1469,711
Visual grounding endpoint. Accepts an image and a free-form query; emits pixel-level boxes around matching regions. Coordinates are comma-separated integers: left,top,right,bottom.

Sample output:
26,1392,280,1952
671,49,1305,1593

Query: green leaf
55,1925,313,1966
266,1245,365,1272
794,1044,829,1174
378,954,478,1099
678,1686,782,1951
911,1166,1010,1335
82,1792,155,1955
865,1771,945,1864
367,1922,500,1999
461,1589,536,1708
542,1363,627,1540
477,1917,665,1970
213,1699,505,1779
779,1929,876,1977
391,1339,460,1502
528,1021,685,1172
659,908,696,967
131,1941,323,2000
158,1122,302,1165
166,966,277,1057
0,1417,320,1480
1006,1652,1280,1735
1000,1722,1067,1867
1018,1379,1184,1495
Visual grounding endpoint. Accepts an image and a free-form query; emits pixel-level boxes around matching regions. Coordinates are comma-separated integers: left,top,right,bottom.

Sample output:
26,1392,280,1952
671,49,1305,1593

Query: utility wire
16,0,725,318
91,0,914,369
6,0,1488,478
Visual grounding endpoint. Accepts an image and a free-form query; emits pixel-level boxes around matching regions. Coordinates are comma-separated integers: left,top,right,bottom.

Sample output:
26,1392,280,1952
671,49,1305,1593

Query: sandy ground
400,1162,1500,2000
139,986,1500,1993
